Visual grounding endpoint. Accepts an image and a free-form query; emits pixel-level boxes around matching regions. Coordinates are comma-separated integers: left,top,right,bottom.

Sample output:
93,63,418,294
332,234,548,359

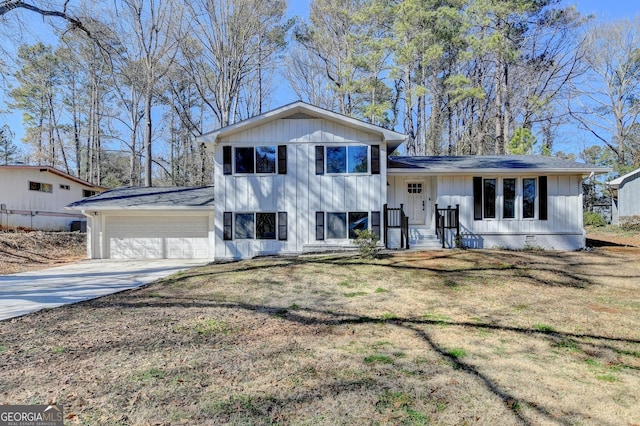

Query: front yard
1,245,639,425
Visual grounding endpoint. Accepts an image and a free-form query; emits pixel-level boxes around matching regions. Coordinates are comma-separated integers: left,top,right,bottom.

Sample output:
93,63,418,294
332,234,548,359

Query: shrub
354,229,381,259
584,211,607,227
620,215,640,231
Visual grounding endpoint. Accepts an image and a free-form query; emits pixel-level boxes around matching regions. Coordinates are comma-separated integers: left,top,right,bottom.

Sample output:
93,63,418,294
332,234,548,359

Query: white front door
407,181,425,225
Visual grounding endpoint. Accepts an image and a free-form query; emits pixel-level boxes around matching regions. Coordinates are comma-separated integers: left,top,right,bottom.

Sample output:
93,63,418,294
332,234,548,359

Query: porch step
408,227,442,249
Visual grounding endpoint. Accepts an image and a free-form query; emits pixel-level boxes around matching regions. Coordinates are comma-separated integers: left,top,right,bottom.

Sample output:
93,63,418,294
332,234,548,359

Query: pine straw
0,231,86,274
1,247,639,425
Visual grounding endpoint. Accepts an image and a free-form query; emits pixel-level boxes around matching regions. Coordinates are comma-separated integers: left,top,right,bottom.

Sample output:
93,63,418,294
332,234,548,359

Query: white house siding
214,118,387,260
388,174,585,250
0,168,96,231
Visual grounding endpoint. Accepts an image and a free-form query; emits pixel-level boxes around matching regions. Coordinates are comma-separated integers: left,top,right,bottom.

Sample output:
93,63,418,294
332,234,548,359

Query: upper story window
29,181,52,193
316,145,379,175
224,145,286,175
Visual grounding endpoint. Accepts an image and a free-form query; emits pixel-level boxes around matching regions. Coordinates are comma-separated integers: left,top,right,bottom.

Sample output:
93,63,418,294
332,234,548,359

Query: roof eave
67,205,214,212
387,167,612,175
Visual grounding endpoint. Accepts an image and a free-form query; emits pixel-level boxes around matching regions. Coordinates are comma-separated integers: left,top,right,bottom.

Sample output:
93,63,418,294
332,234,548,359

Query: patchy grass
1,248,640,425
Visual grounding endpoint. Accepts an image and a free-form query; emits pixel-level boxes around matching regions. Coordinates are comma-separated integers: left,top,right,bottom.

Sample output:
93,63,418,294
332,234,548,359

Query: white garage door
106,215,211,259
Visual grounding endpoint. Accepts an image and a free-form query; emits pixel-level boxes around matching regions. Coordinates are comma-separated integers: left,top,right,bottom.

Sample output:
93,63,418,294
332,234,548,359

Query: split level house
68,102,609,260
0,165,104,231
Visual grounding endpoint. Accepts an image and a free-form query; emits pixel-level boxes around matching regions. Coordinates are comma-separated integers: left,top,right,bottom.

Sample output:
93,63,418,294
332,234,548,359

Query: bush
584,211,607,227
354,229,381,259
620,215,640,231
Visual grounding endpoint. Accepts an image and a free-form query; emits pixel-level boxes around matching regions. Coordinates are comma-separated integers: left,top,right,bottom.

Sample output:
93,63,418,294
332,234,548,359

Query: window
523,178,536,219
256,213,276,239
474,176,548,221
408,182,423,194
483,178,496,219
503,178,516,219
327,212,347,239
230,212,287,240
321,145,369,174
83,190,99,197
59,184,70,190
29,181,52,193
235,213,254,239
256,146,276,173
228,145,286,175
318,212,369,240
235,147,255,174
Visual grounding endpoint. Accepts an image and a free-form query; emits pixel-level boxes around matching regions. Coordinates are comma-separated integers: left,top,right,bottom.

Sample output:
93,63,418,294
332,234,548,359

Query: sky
1,0,639,158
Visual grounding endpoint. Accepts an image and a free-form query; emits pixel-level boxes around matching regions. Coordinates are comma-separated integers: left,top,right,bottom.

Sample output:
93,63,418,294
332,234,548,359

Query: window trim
318,145,370,175
474,176,548,221
229,212,287,240
229,145,286,175
317,211,371,240
29,181,53,193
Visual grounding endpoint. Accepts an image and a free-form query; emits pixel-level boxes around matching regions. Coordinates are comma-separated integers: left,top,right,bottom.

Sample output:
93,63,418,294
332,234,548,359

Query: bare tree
569,16,640,168
116,0,184,187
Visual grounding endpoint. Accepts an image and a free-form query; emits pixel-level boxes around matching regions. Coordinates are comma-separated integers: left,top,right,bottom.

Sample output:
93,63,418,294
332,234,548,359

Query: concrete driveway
0,259,209,321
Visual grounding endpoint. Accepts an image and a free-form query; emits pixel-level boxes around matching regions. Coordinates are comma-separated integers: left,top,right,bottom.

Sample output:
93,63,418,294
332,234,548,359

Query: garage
106,215,211,259
67,186,215,260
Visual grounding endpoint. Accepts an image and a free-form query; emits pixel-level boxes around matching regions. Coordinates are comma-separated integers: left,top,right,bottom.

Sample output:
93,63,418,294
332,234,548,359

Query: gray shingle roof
388,155,608,173
67,186,214,210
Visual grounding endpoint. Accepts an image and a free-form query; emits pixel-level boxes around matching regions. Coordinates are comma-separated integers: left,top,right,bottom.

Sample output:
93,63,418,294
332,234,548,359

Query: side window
483,178,496,219
223,212,233,240
29,181,53,193
256,213,276,239
326,147,347,173
327,212,347,239
227,212,286,240
232,146,280,174
503,178,516,219
523,178,536,219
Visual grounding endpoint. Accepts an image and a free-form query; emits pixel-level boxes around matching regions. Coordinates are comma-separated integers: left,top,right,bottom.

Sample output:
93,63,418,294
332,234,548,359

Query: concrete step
408,227,442,248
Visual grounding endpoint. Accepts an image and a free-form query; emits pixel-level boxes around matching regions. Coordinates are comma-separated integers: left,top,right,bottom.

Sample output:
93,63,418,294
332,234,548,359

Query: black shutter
278,212,287,240
316,211,324,240
473,177,482,220
278,145,287,175
315,146,324,175
223,146,232,175
223,212,233,240
371,211,381,239
539,176,548,221
371,145,380,175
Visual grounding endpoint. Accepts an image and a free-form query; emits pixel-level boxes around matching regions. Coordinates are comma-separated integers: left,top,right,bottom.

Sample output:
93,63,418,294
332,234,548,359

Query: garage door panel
106,215,211,259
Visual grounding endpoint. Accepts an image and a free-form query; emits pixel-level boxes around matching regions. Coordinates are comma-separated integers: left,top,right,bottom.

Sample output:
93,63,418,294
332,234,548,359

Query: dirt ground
1,242,639,424
586,225,640,248
0,231,86,275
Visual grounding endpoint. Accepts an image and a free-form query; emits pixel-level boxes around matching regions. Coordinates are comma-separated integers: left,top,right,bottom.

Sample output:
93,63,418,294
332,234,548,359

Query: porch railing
383,204,409,249
435,204,460,248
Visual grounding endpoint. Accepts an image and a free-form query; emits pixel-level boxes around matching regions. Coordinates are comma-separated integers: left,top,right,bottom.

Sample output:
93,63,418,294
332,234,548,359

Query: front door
407,181,425,225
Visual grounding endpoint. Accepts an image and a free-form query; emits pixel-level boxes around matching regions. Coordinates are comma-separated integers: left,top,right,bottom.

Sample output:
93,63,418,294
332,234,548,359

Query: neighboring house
0,165,105,231
607,167,640,225
68,102,608,260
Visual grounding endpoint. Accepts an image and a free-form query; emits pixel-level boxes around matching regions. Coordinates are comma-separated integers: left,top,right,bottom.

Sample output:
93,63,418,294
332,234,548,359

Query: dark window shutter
223,212,233,240
315,146,324,175
316,211,324,240
278,212,287,240
278,145,287,175
539,176,548,220
371,211,381,239
223,146,232,175
371,145,380,175
473,177,482,220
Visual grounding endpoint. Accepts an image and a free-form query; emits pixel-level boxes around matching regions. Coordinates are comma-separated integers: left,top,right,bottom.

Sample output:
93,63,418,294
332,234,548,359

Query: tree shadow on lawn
162,249,638,291
83,295,640,426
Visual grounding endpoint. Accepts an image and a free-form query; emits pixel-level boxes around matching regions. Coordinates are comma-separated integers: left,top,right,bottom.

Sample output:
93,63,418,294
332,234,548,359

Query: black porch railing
435,204,460,248
383,204,409,249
